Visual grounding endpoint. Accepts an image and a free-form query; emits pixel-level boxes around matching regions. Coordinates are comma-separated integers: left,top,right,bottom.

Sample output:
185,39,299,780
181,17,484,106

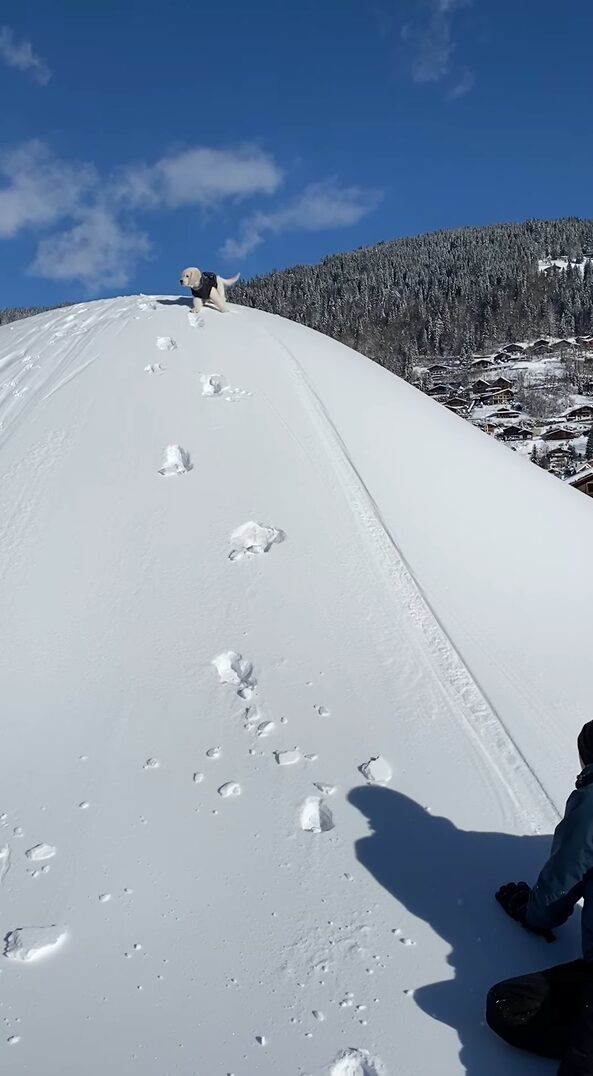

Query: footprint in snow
200,373,250,401
217,782,242,798
359,756,392,784
156,336,177,351
189,312,205,328
25,844,56,862
228,521,286,561
3,926,68,963
328,1048,386,1076
300,797,334,833
212,651,257,699
138,300,157,311
144,363,165,375
275,749,301,766
158,445,192,476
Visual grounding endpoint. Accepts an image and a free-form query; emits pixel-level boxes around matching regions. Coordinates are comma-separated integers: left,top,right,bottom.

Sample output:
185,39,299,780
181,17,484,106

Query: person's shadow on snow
348,785,579,1076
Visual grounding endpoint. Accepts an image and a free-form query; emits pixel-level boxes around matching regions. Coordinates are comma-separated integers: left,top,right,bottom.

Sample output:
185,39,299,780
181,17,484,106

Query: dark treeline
232,218,593,377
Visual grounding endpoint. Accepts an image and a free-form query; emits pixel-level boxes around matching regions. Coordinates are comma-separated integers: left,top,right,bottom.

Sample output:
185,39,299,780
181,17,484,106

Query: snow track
1,296,591,1076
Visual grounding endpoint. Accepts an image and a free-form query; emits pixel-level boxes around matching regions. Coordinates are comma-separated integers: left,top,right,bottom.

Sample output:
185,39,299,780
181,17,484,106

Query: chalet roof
471,357,494,367
496,425,531,438
489,409,523,419
566,466,593,486
503,344,525,353
541,425,580,440
565,405,593,418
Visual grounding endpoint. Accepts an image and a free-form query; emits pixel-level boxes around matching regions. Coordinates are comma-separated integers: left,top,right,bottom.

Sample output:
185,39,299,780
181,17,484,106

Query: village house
444,396,469,413
565,405,593,422
426,382,451,397
471,378,491,395
470,358,494,371
489,407,523,421
478,388,515,406
476,419,499,435
427,363,449,375
491,376,513,390
541,425,580,442
532,342,551,355
503,343,525,355
495,425,532,442
545,446,574,470
566,464,593,499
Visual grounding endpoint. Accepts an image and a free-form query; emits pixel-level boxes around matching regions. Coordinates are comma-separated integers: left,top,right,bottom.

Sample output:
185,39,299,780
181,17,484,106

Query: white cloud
1,139,377,286
0,26,51,85
0,141,96,238
115,145,283,209
1,140,283,287
30,208,151,289
222,181,382,261
448,70,475,99
403,0,472,91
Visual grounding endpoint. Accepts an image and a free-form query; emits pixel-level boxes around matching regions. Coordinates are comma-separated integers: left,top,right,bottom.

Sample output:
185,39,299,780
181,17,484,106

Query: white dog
179,267,240,313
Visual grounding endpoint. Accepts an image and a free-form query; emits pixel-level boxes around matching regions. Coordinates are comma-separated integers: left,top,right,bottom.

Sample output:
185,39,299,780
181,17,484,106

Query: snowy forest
2,218,593,381
232,217,593,376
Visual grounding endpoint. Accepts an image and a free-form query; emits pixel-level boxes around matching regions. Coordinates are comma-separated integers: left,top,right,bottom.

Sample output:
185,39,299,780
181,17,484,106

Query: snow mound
1,295,593,1075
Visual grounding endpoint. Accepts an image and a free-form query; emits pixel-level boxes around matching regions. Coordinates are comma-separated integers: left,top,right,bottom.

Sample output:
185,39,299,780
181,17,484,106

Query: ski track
268,327,561,831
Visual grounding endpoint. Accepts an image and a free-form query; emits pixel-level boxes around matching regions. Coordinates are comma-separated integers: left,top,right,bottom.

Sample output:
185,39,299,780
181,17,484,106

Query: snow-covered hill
2,296,593,1076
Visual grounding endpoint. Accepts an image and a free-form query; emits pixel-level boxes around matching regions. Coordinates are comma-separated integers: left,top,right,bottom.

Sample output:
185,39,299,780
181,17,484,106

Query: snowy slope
1,296,593,1076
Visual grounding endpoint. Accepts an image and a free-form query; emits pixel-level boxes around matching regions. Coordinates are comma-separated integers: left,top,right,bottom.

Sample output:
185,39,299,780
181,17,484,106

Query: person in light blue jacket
488,721,593,1076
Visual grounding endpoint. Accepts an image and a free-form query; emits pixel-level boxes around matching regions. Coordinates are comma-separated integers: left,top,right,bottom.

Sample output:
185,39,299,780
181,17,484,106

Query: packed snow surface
1,296,593,1074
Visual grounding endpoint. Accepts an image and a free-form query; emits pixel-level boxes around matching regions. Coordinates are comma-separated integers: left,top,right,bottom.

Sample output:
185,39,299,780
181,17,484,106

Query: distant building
503,344,525,354
565,405,593,422
532,342,551,355
541,426,580,442
426,382,451,397
471,358,494,371
427,363,449,375
565,464,593,498
471,378,491,394
491,376,513,390
478,388,515,405
444,396,468,412
489,407,523,420
496,425,532,442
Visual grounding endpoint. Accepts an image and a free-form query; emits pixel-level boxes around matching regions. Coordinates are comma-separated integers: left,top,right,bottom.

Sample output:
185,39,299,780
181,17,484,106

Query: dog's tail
218,273,240,287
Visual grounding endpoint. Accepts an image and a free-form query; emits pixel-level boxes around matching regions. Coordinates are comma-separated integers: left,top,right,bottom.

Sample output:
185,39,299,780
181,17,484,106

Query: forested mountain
232,218,593,376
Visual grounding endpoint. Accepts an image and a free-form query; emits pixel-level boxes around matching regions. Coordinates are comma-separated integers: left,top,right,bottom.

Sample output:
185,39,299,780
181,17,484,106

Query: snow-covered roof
1,297,592,1075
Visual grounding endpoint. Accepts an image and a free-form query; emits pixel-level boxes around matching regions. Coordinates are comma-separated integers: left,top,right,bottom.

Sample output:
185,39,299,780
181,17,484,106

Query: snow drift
1,296,593,1075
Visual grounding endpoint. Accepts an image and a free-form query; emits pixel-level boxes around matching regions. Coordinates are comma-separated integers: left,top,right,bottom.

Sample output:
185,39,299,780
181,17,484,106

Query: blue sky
0,1,592,307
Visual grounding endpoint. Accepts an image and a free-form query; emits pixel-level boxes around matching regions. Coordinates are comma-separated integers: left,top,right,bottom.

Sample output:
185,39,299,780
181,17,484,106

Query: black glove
496,881,531,922
495,881,556,943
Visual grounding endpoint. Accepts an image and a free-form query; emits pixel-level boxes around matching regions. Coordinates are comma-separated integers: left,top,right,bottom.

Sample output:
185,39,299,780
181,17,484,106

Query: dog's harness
191,272,218,302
